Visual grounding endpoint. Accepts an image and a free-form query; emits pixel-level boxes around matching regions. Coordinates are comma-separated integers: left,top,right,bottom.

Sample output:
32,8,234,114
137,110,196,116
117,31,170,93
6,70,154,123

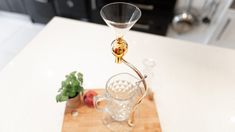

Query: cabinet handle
133,23,150,30
216,18,231,40
133,3,154,11
91,0,97,10
35,0,48,3
66,0,74,8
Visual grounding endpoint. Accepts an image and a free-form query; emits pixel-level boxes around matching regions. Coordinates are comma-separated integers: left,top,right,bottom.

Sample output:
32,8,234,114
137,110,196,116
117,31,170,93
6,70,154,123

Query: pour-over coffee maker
94,2,148,131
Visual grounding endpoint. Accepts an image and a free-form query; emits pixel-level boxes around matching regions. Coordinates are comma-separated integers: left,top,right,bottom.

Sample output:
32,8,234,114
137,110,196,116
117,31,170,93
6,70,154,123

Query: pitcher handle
93,95,107,112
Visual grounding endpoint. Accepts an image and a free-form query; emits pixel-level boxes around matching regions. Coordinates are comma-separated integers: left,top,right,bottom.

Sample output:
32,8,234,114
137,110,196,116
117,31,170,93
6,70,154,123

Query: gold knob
111,37,128,63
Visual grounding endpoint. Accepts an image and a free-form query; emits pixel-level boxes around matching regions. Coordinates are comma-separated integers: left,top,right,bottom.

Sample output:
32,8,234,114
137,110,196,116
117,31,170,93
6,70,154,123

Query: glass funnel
100,2,141,63
100,2,141,38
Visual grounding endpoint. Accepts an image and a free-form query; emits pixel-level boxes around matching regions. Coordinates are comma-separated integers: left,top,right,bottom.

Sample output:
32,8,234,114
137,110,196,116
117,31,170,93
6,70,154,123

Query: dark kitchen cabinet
24,0,56,23
87,0,176,35
0,0,176,36
8,0,27,14
88,0,119,24
0,0,11,11
0,0,26,14
54,0,89,21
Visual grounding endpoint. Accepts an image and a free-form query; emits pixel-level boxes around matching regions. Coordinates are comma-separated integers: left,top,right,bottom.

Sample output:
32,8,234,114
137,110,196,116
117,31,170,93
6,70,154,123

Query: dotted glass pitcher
93,73,140,131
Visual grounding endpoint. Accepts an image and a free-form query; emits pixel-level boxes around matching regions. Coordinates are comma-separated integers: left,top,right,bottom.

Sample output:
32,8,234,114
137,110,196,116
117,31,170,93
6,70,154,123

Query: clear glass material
100,2,141,64
100,2,141,38
94,73,139,131
143,58,156,87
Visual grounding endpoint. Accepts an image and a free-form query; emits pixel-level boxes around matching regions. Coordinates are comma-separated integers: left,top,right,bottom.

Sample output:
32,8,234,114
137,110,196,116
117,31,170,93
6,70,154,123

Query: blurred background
0,0,234,70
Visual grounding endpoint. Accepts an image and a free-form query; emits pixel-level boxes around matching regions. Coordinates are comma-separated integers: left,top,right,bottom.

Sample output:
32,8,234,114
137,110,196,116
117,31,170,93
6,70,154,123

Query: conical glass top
100,2,141,38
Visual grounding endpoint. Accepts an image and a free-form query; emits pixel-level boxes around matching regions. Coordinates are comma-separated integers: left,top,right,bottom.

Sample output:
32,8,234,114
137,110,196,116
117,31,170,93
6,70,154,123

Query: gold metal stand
112,37,148,127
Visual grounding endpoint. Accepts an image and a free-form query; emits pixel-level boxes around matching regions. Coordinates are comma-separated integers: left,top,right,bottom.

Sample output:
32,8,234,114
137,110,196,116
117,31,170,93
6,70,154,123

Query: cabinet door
0,0,11,11
54,0,88,20
24,0,56,23
88,0,122,23
8,0,27,14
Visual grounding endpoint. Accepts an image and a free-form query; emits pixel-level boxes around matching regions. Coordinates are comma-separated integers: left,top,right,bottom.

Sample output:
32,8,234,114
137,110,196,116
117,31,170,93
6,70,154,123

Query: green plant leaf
56,94,69,102
56,71,84,103
69,91,76,98
77,72,83,84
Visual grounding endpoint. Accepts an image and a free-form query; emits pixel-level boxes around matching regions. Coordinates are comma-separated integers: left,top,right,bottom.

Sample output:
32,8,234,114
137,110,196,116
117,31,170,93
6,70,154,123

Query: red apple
83,90,97,107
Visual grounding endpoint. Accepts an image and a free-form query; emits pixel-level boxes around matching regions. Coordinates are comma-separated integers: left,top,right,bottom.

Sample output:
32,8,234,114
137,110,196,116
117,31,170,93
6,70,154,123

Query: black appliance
24,0,56,23
54,0,89,21
87,0,176,35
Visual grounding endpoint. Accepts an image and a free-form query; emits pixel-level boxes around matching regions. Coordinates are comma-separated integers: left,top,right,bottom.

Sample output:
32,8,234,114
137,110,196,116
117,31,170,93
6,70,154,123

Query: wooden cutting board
62,89,161,132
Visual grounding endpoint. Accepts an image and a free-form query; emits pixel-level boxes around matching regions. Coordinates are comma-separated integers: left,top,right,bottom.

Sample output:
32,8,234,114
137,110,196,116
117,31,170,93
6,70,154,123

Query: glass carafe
94,73,139,131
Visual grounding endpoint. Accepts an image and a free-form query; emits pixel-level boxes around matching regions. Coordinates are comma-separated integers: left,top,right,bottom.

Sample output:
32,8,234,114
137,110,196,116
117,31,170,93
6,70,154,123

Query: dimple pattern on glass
107,99,133,121
107,79,136,100
102,73,139,121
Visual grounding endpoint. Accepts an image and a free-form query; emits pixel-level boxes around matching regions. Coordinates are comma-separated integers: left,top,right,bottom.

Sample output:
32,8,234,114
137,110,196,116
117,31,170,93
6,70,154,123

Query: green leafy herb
56,71,84,102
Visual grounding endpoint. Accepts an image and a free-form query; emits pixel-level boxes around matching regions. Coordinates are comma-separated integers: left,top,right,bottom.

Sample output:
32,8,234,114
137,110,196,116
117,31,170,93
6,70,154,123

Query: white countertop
0,17,235,132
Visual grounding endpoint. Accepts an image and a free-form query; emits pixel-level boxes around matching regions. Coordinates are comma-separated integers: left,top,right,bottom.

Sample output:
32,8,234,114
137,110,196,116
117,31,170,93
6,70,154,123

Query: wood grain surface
62,89,161,132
